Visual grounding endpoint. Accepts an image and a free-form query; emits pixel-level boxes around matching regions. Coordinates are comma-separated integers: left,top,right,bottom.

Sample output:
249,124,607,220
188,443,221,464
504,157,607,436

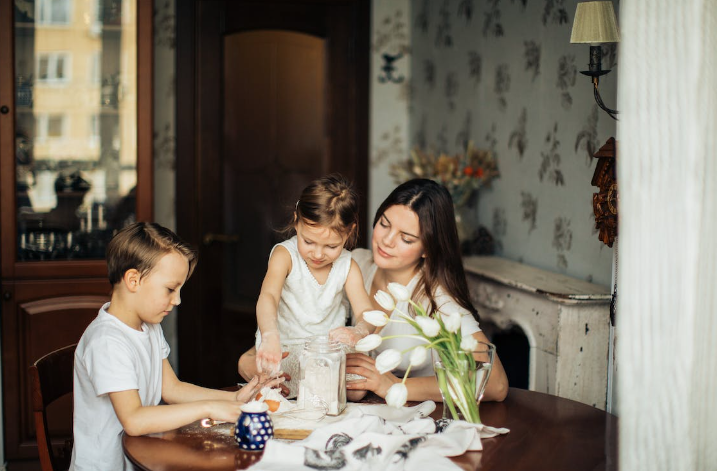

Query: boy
70,222,280,470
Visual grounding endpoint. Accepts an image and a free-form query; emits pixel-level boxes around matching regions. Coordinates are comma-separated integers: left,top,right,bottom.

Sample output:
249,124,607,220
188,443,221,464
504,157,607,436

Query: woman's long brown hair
373,179,478,320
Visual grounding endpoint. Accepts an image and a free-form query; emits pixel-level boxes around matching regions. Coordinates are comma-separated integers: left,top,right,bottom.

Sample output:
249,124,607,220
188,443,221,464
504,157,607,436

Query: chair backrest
29,344,77,471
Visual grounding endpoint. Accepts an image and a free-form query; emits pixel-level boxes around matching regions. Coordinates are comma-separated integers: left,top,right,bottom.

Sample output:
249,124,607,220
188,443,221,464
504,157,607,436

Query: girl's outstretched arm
255,246,292,375
330,260,376,345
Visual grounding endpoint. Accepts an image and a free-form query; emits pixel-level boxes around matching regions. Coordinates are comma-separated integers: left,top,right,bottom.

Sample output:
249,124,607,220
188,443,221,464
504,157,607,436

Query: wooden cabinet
0,0,153,463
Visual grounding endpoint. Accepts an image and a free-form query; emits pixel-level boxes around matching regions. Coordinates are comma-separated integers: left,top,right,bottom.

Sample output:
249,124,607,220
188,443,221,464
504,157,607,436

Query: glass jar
297,335,346,416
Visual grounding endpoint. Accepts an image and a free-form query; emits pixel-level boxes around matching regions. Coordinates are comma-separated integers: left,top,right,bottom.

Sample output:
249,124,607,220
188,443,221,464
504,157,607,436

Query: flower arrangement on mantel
390,142,499,208
355,282,491,423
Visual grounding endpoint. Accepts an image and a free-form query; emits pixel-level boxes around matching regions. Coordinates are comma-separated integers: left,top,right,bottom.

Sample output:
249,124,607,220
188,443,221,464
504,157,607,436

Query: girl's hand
256,331,282,375
235,374,285,403
329,324,370,347
345,352,400,398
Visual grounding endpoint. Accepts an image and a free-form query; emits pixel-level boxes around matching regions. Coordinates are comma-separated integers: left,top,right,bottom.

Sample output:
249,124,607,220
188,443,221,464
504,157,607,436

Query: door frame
175,0,369,384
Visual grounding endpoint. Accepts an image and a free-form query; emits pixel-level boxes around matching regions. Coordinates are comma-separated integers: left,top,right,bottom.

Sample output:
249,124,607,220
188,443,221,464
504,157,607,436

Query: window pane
52,0,69,24
38,57,49,80
55,56,65,79
47,116,63,137
15,0,138,260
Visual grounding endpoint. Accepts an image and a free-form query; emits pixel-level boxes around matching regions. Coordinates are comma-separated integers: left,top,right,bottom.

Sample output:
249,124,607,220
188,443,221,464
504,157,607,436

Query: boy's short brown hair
106,222,198,286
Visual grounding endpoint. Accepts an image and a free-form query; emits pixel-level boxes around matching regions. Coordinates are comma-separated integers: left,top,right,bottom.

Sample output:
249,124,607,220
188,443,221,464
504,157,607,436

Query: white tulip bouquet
355,282,491,423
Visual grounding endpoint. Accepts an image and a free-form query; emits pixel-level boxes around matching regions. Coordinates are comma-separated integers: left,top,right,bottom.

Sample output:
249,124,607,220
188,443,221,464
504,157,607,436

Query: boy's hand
207,401,245,424
256,331,282,376
329,324,370,347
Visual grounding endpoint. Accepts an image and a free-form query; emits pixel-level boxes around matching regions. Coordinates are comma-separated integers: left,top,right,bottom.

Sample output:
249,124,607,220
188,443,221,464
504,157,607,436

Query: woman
344,179,508,403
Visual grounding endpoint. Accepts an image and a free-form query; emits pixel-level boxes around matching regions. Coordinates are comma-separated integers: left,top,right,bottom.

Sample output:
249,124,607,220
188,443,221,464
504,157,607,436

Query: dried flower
390,141,499,208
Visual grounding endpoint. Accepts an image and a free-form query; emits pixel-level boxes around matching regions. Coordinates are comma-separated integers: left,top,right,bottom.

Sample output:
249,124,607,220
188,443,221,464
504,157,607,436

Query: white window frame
37,52,72,84
36,114,68,142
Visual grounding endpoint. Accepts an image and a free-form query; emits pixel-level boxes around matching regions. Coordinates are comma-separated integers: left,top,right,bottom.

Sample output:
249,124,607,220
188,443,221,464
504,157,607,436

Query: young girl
253,174,375,394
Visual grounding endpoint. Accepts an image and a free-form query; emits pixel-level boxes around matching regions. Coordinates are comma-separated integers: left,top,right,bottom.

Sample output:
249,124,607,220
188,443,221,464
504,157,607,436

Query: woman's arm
345,354,445,401
345,330,509,403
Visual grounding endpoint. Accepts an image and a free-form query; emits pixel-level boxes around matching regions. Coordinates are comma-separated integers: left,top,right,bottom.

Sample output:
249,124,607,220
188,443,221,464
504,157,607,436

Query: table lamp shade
570,1,620,44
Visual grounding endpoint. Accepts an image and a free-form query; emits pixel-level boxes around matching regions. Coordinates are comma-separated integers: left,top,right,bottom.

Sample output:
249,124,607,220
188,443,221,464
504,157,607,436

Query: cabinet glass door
14,0,137,260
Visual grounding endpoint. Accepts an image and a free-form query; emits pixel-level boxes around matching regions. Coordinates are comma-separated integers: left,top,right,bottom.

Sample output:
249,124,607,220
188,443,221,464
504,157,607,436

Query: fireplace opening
482,321,530,390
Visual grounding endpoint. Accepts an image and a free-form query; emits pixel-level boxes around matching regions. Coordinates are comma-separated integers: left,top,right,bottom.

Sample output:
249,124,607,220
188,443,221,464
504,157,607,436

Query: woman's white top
255,235,352,347
352,248,481,377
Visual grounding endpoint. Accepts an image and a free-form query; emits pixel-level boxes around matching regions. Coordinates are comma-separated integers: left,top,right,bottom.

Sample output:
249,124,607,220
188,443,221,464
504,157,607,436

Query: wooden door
176,0,369,388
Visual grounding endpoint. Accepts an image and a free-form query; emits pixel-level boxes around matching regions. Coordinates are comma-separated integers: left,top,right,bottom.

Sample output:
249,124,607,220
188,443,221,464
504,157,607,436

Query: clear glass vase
433,341,495,423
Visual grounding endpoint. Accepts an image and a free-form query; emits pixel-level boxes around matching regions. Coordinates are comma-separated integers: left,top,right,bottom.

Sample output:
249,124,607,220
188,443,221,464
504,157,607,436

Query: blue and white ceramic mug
234,402,274,451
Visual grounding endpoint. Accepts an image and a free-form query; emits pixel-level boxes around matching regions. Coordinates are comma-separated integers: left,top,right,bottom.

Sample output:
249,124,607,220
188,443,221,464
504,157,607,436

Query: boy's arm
161,359,283,403
109,389,226,436
330,260,376,345
110,360,283,436
255,246,291,373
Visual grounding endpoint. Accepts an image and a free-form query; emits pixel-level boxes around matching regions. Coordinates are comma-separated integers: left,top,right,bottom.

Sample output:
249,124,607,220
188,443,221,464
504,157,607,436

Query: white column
617,1,717,469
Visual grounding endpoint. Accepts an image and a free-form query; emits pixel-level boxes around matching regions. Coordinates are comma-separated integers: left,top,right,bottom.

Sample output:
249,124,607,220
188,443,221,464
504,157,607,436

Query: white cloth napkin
251,401,509,471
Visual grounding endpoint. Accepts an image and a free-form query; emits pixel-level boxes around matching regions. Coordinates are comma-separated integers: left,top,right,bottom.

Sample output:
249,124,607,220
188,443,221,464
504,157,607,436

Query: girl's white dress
255,235,352,396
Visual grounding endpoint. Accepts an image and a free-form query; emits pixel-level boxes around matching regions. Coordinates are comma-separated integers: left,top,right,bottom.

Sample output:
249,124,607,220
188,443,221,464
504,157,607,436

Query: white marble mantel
463,256,611,409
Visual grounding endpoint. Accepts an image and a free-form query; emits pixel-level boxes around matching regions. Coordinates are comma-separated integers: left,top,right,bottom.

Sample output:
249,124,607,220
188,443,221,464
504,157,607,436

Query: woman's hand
345,352,400,398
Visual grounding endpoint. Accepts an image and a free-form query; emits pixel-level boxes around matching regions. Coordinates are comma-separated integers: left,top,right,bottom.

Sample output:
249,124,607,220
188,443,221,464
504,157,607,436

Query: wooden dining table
123,387,617,471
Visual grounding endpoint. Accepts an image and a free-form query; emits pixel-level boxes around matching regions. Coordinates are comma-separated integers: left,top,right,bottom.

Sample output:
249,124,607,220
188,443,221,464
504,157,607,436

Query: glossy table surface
123,388,617,471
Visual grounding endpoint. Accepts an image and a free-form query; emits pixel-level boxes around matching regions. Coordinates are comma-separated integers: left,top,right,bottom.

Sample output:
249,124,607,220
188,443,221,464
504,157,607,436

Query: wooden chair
29,344,77,471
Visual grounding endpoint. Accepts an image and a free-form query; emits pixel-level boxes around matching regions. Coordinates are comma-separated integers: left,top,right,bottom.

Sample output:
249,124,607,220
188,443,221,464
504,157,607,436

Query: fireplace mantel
464,256,611,409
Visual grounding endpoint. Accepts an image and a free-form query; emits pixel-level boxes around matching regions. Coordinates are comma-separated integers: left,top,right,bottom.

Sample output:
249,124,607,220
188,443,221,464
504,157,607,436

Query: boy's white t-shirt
70,302,169,471
352,249,481,377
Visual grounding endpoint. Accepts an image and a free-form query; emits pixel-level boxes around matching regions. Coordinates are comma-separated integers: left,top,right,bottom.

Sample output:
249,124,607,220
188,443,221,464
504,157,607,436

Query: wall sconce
570,1,620,120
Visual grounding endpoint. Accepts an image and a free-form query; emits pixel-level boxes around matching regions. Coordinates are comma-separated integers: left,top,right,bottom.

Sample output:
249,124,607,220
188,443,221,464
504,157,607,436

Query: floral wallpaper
402,0,617,286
